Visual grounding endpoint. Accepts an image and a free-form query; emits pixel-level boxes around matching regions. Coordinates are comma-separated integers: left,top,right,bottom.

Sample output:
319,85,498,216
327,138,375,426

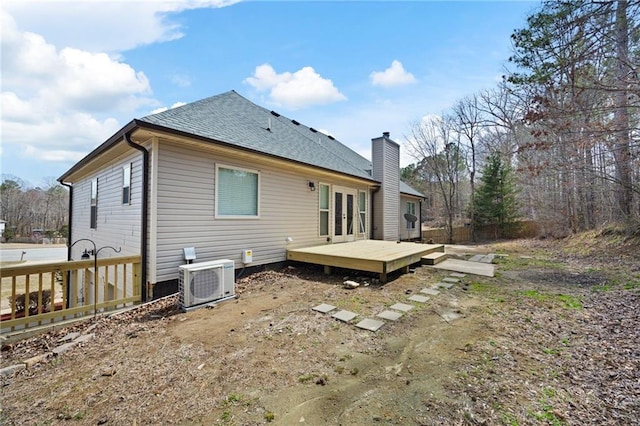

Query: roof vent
383,131,390,138
270,110,280,117
327,135,335,140
292,119,300,125
310,127,318,133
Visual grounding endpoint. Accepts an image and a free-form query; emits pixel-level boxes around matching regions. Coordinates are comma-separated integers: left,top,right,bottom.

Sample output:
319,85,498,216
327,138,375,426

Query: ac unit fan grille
190,268,221,299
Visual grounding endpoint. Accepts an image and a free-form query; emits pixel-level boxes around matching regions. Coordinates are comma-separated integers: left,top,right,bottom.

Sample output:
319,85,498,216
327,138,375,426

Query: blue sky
1,0,537,187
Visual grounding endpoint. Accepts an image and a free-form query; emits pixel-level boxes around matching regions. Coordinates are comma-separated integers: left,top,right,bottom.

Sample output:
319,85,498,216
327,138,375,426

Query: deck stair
421,251,449,265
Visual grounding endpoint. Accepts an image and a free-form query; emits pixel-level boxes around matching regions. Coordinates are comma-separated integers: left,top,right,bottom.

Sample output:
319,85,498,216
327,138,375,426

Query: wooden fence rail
422,221,540,244
1,255,142,334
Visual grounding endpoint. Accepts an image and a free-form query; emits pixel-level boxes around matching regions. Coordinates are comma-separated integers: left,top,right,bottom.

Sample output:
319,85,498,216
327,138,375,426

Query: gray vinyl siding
70,151,143,260
153,140,370,282
372,136,400,241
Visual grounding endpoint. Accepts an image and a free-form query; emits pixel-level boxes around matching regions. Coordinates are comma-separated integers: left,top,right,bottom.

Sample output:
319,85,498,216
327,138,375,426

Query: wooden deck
286,240,444,283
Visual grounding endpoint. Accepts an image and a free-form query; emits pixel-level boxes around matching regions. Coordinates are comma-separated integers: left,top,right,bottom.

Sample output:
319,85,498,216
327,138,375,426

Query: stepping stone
436,282,455,289
468,254,484,262
377,310,403,321
442,277,460,283
420,288,440,296
331,310,358,322
481,254,496,263
312,303,336,313
355,318,385,332
408,295,430,303
389,303,414,313
450,272,466,278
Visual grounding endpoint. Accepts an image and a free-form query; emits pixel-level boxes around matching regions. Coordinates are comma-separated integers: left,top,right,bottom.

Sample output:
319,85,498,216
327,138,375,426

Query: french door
333,187,356,243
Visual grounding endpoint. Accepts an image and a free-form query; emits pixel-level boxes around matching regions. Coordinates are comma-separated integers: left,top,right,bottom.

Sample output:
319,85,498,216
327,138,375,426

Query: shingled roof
59,90,424,197
139,90,374,181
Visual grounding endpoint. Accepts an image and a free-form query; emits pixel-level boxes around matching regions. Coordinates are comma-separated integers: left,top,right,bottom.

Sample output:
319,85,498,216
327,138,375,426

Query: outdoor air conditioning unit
178,259,235,311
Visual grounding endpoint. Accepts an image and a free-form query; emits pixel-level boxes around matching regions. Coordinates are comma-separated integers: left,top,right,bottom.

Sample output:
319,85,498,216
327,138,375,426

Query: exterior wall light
308,181,316,191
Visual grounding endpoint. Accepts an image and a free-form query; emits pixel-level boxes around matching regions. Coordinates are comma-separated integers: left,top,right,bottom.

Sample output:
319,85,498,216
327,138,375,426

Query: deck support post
323,265,332,275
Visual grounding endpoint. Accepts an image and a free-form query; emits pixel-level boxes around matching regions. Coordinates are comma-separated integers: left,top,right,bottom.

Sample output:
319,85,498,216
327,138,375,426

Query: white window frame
215,164,260,219
319,183,330,237
122,163,132,205
358,190,367,236
90,178,98,229
406,201,417,229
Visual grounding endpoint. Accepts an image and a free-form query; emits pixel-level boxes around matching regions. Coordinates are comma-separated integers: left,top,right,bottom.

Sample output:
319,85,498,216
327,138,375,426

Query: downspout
370,185,381,240
60,182,73,308
124,132,149,302
419,199,423,242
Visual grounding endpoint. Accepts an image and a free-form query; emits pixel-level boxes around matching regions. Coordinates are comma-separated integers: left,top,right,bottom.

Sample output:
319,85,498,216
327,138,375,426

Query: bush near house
7,290,51,314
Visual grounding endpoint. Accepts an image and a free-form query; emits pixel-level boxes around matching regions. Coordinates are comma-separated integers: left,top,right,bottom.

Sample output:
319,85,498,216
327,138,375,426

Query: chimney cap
383,131,390,137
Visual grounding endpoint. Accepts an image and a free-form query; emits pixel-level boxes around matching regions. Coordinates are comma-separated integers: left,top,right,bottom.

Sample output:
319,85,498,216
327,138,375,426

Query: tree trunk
613,0,633,218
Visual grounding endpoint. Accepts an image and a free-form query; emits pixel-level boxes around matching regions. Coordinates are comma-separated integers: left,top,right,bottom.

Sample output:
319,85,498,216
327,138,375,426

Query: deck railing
1,255,142,334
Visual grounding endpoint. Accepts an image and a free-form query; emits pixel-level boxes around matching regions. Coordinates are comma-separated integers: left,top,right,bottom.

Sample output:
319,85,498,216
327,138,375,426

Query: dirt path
1,238,639,425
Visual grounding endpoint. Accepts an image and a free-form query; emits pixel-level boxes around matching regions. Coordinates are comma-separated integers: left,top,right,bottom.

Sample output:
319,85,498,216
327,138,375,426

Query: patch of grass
520,290,582,310
533,404,564,425
223,393,242,406
501,412,519,426
220,411,232,422
557,294,582,309
623,274,640,290
469,281,499,294
522,289,547,301
264,411,275,422
495,255,565,271
298,373,316,383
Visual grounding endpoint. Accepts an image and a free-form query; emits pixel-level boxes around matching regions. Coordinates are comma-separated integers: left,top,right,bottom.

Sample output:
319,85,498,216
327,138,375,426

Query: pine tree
472,153,520,238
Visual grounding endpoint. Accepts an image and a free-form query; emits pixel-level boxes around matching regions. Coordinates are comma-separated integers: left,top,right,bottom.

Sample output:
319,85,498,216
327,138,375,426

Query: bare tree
451,94,484,240
405,116,466,243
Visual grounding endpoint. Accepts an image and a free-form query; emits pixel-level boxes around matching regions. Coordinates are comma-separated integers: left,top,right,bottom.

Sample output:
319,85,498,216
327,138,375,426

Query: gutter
59,181,73,308
124,132,149,302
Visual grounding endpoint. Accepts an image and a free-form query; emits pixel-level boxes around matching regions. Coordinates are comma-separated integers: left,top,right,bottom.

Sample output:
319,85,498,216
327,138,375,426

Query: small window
319,184,330,236
90,178,98,229
215,165,259,217
358,191,367,234
406,201,417,229
122,163,131,205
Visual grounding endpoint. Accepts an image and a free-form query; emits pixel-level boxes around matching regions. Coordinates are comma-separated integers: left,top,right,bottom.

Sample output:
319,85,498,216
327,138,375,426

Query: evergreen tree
472,153,520,237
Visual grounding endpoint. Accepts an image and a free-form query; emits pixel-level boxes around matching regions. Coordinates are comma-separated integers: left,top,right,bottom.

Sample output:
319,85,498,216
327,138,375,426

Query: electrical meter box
242,249,253,263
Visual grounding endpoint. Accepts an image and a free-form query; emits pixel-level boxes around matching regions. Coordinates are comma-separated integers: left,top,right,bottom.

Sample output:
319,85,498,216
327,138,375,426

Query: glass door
333,187,356,243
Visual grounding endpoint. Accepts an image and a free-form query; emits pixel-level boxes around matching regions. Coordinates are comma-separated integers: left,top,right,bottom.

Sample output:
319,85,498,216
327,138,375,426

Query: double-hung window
215,165,260,218
90,178,98,229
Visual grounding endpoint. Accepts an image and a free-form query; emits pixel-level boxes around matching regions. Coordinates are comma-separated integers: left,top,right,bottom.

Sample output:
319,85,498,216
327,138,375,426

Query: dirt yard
1,236,639,425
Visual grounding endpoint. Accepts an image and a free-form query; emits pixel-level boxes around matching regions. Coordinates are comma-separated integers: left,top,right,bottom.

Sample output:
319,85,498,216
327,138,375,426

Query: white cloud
171,74,193,88
245,64,347,109
2,0,239,53
0,9,154,166
370,60,417,87
150,102,188,115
